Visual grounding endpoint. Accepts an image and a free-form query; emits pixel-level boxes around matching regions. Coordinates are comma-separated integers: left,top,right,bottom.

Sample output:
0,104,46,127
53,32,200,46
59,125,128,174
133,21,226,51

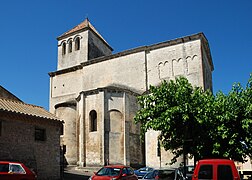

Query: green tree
134,75,252,163
210,75,252,162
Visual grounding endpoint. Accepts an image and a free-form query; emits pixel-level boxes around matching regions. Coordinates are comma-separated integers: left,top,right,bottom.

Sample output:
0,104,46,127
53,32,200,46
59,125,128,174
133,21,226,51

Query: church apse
55,102,77,165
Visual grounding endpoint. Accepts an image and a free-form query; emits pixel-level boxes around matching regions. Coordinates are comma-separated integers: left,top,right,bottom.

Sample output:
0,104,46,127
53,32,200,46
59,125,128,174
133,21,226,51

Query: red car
88,165,138,180
0,161,37,180
192,159,240,180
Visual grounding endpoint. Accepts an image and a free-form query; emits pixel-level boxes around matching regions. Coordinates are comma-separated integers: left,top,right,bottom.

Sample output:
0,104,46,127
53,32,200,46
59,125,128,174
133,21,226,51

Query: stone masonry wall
0,114,62,180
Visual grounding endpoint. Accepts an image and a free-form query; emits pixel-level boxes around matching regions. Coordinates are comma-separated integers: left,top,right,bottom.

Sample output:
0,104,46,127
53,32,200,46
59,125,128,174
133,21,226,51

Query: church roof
57,18,111,49
0,98,62,122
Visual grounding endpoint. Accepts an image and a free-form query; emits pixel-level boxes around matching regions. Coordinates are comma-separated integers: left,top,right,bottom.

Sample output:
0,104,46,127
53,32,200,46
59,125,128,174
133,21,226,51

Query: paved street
63,166,98,180
63,172,90,180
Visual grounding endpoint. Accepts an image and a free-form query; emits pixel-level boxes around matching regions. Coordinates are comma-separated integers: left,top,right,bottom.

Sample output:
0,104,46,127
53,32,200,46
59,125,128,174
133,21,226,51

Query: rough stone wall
84,93,104,166
50,32,213,168
202,47,213,91
57,31,89,70
145,40,211,168
125,93,144,167
53,40,206,100
0,114,62,180
88,31,112,60
81,51,146,93
145,130,160,168
147,40,203,88
55,105,77,165
49,70,82,112
105,91,124,165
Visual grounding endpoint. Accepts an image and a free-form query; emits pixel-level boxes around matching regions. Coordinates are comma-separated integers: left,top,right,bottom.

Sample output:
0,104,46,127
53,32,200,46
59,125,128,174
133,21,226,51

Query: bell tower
56,18,113,70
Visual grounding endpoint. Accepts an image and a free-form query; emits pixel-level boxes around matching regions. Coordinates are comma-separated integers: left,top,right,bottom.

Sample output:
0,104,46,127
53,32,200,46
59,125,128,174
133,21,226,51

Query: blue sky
0,0,251,110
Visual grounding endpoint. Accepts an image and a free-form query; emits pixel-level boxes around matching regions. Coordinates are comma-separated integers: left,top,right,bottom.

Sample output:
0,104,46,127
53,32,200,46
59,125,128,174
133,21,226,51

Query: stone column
99,90,105,165
123,92,130,166
78,93,86,166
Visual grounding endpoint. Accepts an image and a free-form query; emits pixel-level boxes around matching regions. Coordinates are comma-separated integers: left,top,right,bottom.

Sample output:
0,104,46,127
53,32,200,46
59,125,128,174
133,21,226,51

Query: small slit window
35,127,46,141
90,110,97,132
68,40,72,53
75,37,80,51
62,42,66,55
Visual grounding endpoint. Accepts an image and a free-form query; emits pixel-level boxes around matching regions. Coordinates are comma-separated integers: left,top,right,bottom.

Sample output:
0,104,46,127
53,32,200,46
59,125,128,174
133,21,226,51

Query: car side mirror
122,173,127,177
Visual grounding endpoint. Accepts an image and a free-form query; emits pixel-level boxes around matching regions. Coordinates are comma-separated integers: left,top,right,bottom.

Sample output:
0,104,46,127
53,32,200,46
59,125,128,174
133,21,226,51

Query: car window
147,167,153,171
198,165,213,179
10,164,26,174
97,167,121,176
144,171,158,179
187,166,195,174
122,168,128,175
139,167,146,171
0,164,9,172
127,167,134,175
139,167,153,171
158,169,176,180
217,165,233,180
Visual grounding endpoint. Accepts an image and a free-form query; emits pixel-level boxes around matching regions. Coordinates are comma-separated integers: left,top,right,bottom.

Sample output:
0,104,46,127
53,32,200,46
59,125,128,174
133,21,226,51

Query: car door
217,164,235,180
0,163,15,180
127,167,137,180
196,164,213,180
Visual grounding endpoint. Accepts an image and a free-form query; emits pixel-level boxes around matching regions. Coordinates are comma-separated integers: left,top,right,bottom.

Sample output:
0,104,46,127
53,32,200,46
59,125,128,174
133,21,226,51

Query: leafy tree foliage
211,75,252,162
134,75,252,163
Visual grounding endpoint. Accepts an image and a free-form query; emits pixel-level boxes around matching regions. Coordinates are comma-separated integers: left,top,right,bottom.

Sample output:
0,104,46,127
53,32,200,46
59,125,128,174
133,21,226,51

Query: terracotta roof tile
58,18,110,47
0,98,62,122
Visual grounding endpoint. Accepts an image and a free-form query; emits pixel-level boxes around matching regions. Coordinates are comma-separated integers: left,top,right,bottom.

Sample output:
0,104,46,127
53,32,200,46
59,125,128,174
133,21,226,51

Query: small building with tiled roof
0,86,63,180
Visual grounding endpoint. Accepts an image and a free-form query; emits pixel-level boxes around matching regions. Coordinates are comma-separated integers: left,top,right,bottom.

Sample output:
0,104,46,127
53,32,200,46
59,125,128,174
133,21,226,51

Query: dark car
88,165,138,180
0,161,37,180
134,167,154,179
177,165,194,180
142,168,184,180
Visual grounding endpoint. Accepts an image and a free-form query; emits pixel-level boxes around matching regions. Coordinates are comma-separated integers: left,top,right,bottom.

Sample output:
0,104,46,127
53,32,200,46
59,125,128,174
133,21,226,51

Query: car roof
198,159,233,163
0,161,22,164
156,168,176,170
104,165,129,168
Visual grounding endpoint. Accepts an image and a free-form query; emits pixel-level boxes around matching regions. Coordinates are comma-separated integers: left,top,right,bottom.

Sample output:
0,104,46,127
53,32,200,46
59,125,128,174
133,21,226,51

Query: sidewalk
64,165,101,176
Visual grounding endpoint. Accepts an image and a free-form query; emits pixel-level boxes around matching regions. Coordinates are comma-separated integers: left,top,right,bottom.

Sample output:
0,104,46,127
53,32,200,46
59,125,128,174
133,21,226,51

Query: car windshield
178,166,194,175
96,167,121,176
139,167,153,172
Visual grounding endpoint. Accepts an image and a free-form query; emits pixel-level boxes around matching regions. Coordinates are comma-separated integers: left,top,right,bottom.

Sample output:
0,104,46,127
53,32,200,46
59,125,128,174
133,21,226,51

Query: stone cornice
49,65,82,77
77,86,140,98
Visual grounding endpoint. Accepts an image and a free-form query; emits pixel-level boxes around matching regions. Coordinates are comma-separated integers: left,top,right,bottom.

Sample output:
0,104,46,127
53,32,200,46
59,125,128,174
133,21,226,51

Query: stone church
49,18,213,168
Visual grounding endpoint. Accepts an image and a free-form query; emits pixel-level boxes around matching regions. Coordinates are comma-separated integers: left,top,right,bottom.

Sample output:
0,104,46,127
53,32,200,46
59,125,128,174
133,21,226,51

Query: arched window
75,37,80,51
90,110,97,132
62,42,66,55
68,40,72,53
